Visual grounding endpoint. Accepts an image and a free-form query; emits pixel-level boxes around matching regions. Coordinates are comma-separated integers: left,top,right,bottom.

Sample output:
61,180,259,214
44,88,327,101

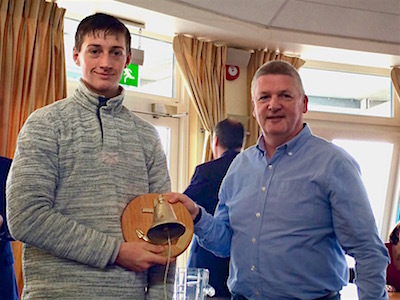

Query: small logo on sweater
101,151,119,165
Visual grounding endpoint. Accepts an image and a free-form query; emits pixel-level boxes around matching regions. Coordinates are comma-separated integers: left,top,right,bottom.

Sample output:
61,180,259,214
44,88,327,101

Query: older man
168,60,389,300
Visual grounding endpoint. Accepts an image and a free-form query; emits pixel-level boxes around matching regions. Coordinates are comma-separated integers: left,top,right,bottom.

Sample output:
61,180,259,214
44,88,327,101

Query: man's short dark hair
215,118,245,150
75,13,131,54
390,222,400,245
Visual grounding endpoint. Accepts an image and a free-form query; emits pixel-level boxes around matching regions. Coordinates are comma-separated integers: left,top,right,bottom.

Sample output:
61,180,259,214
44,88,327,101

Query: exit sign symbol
120,64,139,87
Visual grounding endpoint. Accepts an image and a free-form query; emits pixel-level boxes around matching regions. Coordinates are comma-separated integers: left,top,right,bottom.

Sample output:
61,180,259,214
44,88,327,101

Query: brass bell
147,194,186,245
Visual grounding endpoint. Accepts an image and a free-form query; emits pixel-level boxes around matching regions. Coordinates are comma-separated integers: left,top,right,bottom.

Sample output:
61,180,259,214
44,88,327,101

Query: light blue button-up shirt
194,124,389,300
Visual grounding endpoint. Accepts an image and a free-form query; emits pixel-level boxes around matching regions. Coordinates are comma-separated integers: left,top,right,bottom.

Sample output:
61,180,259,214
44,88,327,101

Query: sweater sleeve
6,112,119,269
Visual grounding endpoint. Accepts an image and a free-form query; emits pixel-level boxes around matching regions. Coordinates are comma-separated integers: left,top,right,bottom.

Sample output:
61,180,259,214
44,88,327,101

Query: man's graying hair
75,13,131,54
251,60,305,99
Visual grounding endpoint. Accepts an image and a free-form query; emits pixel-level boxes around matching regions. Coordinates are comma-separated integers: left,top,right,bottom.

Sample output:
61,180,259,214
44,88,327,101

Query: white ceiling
58,0,400,69
175,0,400,43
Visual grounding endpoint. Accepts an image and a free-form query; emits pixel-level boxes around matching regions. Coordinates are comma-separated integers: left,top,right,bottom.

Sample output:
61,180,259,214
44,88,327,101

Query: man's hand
0,214,3,227
115,241,175,272
164,192,199,220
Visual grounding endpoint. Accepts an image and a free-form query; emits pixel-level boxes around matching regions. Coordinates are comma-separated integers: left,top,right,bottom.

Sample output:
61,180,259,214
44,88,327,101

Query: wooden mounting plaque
121,193,194,257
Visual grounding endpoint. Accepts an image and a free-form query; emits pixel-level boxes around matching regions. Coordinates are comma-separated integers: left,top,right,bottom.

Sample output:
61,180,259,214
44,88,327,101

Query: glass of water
174,268,215,300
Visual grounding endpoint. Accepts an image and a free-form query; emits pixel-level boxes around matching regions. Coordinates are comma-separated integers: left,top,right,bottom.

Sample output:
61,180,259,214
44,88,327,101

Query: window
64,18,80,81
63,18,175,98
134,113,181,193
154,125,171,168
306,117,400,242
127,33,174,98
333,139,393,230
299,63,392,117
303,61,400,241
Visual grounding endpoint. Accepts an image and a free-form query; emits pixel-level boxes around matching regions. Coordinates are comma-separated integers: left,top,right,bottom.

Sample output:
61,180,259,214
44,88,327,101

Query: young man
168,60,389,299
7,13,174,299
184,118,244,299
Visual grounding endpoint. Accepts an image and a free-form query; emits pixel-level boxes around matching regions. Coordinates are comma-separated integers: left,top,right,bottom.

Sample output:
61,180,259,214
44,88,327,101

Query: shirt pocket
266,179,320,225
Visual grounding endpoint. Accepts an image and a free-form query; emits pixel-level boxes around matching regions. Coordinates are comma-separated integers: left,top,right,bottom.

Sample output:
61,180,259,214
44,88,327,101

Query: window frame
303,60,400,127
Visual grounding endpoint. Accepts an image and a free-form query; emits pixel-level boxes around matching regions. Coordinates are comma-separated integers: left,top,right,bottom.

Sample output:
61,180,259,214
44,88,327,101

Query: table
340,283,400,299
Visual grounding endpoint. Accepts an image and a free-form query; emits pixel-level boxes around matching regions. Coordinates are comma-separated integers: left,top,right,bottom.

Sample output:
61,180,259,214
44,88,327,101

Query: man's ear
214,135,219,147
125,52,132,68
303,95,309,113
73,47,80,66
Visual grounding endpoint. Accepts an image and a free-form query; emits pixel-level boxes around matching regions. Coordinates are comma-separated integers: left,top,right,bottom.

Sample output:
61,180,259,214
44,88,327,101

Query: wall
225,66,248,117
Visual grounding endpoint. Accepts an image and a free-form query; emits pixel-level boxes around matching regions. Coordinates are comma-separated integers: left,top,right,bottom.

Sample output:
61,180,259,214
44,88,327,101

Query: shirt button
256,291,260,296
261,186,266,192
268,164,273,170
288,151,293,156
251,266,255,271
256,212,261,218
252,238,256,243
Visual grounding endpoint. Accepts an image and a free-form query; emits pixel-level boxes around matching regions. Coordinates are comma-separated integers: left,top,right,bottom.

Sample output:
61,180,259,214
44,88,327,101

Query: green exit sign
120,64,139,87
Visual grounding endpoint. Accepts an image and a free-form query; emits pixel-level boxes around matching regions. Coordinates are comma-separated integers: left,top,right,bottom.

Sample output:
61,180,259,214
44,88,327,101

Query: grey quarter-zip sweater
6,80,174,299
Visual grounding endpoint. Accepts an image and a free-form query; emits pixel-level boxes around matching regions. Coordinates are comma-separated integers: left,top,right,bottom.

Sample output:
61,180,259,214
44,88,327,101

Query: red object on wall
226,65,240,81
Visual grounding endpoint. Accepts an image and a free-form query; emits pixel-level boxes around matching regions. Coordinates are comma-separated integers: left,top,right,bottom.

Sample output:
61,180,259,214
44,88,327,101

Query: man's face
73,31,131,98
252,74,308,145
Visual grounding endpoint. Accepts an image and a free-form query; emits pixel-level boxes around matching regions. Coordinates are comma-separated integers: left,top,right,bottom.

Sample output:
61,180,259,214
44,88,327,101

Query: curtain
0,0,66,158
0,0,66,296
245,50,305,148
391,67,400,100
173,35,226,162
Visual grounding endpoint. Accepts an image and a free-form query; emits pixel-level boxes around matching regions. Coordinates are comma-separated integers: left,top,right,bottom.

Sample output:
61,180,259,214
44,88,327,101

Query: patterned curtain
173,34,226,162
391,67,400,101
0,0,66,158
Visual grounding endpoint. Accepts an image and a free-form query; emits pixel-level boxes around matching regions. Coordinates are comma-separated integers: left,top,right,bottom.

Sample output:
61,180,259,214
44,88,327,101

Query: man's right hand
115,241,174,272
164,192,199,221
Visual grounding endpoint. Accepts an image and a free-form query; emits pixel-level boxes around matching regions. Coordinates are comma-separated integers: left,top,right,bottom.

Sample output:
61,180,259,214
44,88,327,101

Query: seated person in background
0,156,18,300
386,222,400,292
184,118,245,299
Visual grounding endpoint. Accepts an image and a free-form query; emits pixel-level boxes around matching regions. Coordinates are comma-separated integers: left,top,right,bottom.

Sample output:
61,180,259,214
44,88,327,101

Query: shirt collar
255,123,312,156
73,79,125,113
